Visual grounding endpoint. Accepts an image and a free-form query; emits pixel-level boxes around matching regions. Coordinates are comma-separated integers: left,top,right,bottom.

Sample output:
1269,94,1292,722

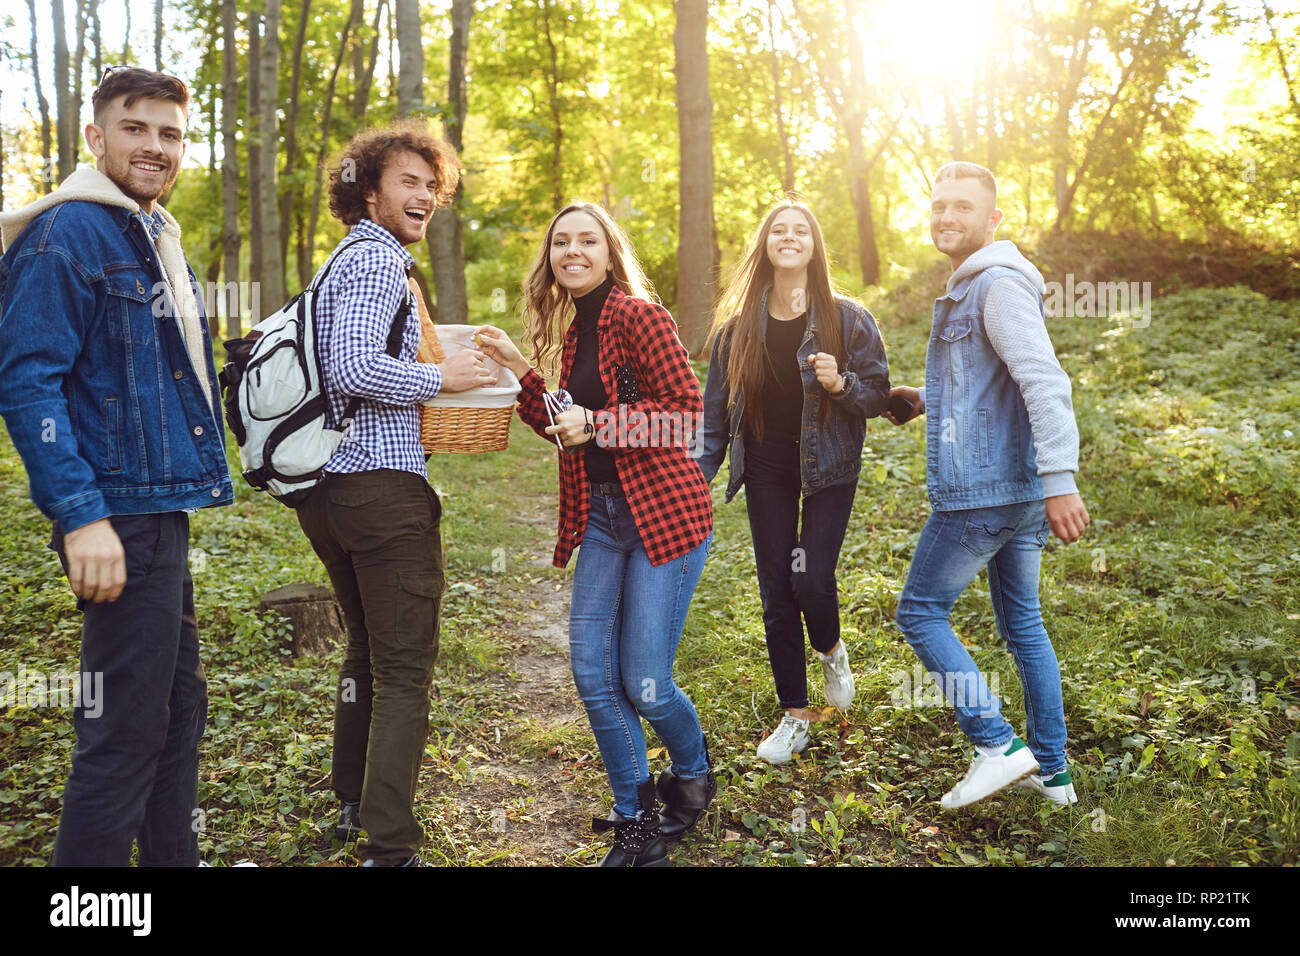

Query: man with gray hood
0,67,231,865
884,161,1090,810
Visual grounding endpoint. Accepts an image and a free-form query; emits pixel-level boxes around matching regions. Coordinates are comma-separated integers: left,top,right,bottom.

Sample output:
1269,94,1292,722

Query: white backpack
219,237,409,506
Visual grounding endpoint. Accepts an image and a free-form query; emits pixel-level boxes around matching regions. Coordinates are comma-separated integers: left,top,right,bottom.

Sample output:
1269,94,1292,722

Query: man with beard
0,67,231,865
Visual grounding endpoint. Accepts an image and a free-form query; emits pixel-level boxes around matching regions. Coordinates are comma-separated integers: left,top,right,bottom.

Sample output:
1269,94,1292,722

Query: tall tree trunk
542,3,563,210
279,0,312,287
54,0,75,183
222,0,241,338
154,0,164,69
766,0,794,193
122,0,131,61
247,6,263,291
1261,2,1300,122
674,0,715,353
308,19,354,263
395,0,423,116
353,0,385,119
26,0,53,194
259,0,285,303
91,0,102,78
842,0,879,285
73,0,88,122
426,0,471,324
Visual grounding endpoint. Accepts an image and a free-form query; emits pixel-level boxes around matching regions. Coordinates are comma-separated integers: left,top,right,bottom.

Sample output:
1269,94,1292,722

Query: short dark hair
328,119,461,226
934,161,998,201
91,67,190,124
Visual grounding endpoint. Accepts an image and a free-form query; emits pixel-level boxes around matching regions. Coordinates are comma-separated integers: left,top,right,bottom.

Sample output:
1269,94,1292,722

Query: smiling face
765,207,815,274
549,210,611,297
85,95,187,213
930,175,1003,268
363,150,438,246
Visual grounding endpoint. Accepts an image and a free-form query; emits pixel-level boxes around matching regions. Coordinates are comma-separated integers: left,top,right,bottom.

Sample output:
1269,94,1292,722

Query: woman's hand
809,351,845,395
474,326,531,380
545,405,596,448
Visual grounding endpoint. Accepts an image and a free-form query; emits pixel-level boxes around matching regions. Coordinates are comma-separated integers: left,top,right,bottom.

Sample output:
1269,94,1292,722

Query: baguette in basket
411,283,520,453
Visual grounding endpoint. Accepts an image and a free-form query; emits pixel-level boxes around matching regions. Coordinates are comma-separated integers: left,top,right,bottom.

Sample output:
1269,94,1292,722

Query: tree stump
259,583,344,658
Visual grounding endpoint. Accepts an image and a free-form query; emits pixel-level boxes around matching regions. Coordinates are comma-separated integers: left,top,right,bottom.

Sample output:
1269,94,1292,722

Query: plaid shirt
314,219,441,476
517,286,713,567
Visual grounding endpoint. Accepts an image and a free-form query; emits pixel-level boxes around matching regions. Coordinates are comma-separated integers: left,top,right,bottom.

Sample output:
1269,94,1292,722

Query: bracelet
583,407,594,437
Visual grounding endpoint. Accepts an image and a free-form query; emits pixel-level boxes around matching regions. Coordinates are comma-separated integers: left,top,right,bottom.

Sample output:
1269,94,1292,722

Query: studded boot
592,779,670,867
656,739,716,842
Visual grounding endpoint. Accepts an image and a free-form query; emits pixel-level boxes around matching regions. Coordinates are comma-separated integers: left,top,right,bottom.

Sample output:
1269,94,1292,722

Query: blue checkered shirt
314,218,442,476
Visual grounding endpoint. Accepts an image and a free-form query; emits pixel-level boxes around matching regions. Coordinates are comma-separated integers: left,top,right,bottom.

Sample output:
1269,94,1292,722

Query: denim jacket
699,291,890,502
0,189,233,532
924,265,1047,511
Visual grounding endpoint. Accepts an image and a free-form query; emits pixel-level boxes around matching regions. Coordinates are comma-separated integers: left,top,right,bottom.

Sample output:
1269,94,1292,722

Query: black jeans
295,469,444,865
48,512,206,866
743,435,857,709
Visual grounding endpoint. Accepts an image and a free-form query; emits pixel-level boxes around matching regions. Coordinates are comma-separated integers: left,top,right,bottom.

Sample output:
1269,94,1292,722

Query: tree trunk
222,0,242,339
308,18,355,259
122,0,131,62
259,583,345,658
674,0,715,354
426,0,471,325
395,0,423,116
766,0,794,193
54,0,75,183
73,1,88,124
259,0,285,304
91,0,102,78
26,0,53,194
542,3,563,210
154,0,163,69
353,0,385,120
842,0,879,285
279,0,312,288
247,6,262,290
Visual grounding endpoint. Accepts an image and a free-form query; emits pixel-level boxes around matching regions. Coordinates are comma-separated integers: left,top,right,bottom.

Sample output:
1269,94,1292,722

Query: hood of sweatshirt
0,165,185,252
947,239,1045,295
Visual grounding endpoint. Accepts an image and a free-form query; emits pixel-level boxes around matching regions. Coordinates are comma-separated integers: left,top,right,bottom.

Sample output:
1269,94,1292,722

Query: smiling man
883,161,1090,811
0,67,233,865
297,120,490,866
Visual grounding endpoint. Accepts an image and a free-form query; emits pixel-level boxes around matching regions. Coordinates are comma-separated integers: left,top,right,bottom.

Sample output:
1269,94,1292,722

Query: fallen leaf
645,747,667,760
921,826,939,836
724,830,741,842
1139,691,1155,717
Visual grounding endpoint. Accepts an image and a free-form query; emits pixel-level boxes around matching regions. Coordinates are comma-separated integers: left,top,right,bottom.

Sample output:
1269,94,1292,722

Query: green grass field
1,284,1296,866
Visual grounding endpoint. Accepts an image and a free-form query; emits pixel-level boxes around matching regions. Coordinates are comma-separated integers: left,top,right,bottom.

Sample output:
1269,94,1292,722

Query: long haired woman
698,199,890,764
476,202,714,866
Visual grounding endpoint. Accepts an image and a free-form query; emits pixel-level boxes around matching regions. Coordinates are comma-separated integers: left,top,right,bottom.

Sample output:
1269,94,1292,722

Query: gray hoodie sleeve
984,278,1079,497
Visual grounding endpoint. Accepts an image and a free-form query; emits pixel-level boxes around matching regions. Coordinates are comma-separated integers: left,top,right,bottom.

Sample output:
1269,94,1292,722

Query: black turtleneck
568,276,618,484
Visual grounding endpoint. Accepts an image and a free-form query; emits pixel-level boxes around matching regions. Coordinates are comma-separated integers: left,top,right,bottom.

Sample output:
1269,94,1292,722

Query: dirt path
417,500,600,865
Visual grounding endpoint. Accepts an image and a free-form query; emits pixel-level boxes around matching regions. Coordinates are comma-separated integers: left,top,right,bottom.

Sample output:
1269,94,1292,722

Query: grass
0,283,1297,866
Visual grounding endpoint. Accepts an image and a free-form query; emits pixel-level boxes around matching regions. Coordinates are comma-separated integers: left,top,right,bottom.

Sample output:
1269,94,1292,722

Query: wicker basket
412,284,519,454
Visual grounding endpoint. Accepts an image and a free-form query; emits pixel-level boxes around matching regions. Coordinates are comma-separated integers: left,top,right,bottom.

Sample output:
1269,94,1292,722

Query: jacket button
173,370,184,380
192,425,204,436
211,487,221,498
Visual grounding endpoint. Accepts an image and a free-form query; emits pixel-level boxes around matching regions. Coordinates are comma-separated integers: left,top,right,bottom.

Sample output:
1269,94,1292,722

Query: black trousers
743,435,857,709
49,512,206,866
295,469,444,865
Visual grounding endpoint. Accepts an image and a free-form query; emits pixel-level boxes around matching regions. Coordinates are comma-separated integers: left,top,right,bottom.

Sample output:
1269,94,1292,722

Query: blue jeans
570,493,711,818
894,499,1067,775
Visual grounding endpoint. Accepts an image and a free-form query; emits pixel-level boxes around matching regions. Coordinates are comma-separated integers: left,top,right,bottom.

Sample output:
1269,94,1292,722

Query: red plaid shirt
517,287,713,568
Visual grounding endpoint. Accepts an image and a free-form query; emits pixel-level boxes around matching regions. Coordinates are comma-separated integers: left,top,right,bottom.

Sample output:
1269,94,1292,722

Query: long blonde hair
522,202,656,374
707,200,845,441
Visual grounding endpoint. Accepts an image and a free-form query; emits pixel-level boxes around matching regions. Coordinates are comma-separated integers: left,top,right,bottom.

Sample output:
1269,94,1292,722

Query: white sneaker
756,714,811,765
1017,769,1079,805
939,736,1039,810
819,642,856,710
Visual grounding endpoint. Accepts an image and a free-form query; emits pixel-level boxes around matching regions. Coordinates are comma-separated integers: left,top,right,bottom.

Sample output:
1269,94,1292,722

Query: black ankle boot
592,780,669,867
656,742,716,842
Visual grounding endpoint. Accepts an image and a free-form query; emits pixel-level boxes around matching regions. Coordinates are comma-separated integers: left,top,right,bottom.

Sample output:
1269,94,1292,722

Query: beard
103,153,179,208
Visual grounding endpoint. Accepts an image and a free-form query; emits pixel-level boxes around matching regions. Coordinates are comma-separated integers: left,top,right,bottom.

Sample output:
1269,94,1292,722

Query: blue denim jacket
0,200,233,532
699,291,890,502
924,265,1046,511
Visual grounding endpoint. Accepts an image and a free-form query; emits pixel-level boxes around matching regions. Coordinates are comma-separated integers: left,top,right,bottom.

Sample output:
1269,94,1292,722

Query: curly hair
328,119,461,225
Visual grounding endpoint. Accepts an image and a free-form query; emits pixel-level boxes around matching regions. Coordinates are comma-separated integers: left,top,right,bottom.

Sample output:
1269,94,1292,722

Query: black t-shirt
746,313,806,461
568,276,618,484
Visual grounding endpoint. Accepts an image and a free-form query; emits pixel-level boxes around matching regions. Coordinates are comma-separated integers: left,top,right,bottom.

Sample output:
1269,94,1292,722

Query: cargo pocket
395,570,444,653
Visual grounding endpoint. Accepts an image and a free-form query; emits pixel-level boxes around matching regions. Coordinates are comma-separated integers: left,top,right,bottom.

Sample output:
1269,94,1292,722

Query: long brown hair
522,202,656,375
707,200,845,442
